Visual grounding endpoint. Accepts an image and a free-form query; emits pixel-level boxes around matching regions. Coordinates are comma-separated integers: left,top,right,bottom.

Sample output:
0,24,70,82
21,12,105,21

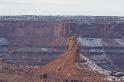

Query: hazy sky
0,0,124,16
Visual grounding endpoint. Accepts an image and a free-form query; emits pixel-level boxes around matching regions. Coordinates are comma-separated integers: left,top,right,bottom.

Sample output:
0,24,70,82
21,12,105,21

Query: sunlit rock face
0,16,124,72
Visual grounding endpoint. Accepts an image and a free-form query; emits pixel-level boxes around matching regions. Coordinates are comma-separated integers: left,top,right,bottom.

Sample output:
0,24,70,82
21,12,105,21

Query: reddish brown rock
34,36,113,82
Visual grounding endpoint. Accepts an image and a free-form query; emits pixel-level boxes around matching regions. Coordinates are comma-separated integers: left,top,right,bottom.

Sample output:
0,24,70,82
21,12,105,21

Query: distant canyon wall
0,19,124,47
0,21,68,47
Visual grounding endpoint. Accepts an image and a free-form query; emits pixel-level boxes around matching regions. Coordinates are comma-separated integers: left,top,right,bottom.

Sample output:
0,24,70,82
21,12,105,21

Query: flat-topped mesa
65,36,80,60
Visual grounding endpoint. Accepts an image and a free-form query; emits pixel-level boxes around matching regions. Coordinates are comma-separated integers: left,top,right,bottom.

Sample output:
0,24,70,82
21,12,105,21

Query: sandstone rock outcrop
65,36,80,61
34,36,113,82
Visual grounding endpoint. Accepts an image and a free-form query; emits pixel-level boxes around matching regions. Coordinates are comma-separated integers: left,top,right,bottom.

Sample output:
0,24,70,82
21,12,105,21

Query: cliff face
0,16,124,47
0,16,124,73
0,22,67,47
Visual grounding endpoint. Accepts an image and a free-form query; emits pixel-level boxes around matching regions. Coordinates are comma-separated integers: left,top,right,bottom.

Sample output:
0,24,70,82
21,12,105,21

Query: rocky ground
0,62,41,82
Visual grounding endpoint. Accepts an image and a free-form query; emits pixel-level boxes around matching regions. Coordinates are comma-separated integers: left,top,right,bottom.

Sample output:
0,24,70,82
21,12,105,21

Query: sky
0,0,124,16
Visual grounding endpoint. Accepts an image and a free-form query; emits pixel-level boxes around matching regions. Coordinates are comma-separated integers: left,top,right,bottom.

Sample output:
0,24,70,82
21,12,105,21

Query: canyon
0,16,124,73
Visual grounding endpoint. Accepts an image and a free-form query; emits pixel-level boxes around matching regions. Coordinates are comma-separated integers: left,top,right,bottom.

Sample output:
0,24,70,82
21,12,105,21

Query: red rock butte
33,36,119,82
